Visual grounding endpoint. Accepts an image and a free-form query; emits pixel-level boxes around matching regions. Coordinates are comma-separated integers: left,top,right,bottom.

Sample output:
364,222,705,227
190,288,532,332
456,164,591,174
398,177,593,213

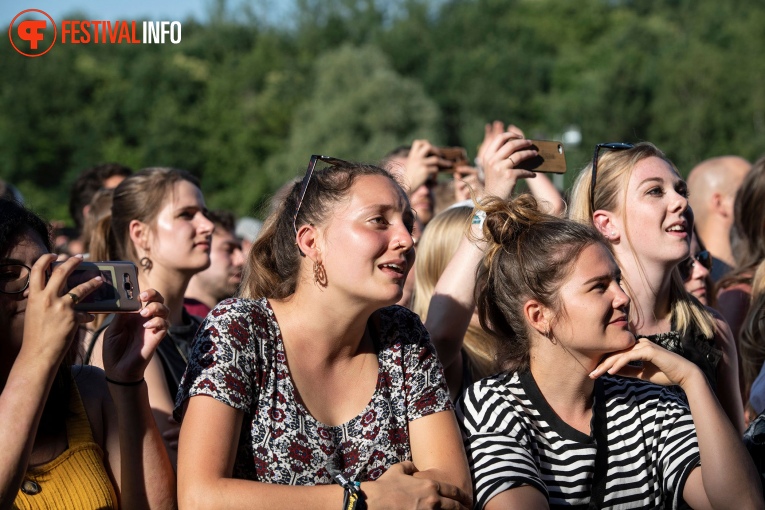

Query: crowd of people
2,122,765,509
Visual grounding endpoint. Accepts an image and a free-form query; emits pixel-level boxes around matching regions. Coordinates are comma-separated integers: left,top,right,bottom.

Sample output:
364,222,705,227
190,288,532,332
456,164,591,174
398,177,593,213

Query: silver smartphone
52,260,141,313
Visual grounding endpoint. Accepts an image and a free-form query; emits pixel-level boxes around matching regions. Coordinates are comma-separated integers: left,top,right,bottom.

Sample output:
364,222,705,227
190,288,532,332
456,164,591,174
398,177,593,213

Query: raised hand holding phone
102,288,169,385
483,131,538,199
23,254,103,364
51,260,141,313
404,140,453,190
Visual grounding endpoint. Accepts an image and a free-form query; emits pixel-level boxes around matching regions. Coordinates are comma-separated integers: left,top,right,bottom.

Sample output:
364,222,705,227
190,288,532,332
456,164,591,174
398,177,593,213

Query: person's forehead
630,156,680,183
345,174,409,209
3,230,48,263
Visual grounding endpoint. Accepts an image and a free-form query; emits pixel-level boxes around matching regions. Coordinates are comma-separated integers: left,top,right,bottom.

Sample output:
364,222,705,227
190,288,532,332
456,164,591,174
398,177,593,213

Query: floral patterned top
175,298,452,485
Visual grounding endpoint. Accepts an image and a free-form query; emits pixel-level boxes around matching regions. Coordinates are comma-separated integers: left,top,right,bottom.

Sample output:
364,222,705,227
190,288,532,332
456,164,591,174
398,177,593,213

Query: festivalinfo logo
9,8,182,57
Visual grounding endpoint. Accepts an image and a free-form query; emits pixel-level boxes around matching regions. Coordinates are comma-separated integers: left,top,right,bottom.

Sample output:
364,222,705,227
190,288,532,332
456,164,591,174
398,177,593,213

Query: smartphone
437,146,469,170
515,140,567,174
52,261,142,313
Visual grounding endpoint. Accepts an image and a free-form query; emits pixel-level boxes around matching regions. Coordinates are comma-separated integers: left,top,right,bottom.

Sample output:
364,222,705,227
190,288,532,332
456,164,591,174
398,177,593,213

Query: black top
155,309,201,397
637,318,722,390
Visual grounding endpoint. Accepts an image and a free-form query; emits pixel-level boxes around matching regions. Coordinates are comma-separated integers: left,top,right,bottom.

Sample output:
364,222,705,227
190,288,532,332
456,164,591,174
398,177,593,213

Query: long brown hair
241,161,404,300
718,155,765,292
739,260,765,403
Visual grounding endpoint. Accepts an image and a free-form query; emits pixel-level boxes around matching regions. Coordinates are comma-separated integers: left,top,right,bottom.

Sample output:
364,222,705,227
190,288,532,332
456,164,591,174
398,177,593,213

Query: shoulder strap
588,379,608,509
84,314,115,365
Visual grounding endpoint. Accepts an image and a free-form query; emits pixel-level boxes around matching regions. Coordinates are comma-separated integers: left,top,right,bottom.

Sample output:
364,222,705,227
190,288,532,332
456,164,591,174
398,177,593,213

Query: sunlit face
318,174,416,306
548,243,635,360
148,180,214,275
0,230,47,361
682,234,710,305
189,227,244,303
621,157,692,267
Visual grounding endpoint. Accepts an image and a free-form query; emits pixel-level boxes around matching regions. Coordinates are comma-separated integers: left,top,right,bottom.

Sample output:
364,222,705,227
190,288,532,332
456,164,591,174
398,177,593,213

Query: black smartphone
515,140,567,174
52,261,141,313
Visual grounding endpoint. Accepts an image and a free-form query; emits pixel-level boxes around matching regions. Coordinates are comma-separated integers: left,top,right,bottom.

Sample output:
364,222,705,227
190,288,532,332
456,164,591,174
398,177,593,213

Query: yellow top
14,381,119,509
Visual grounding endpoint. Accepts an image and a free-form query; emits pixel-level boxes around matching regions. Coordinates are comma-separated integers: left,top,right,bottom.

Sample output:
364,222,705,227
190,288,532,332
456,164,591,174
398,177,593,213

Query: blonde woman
568,142,744,432
412,206,499,400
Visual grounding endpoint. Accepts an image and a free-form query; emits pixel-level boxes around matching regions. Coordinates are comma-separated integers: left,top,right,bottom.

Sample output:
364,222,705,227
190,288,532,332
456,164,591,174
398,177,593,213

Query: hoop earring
313,260,328,288
139,256,153,272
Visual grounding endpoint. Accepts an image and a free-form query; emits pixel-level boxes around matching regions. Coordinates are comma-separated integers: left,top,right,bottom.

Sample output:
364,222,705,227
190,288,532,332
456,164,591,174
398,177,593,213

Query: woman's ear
129,219,151,252
593,211,620,241
523,299,550,336
296,223,321,261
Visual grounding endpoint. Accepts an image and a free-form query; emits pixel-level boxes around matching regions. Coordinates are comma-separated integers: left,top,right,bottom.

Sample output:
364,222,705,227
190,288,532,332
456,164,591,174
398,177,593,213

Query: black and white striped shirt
457,371,700,509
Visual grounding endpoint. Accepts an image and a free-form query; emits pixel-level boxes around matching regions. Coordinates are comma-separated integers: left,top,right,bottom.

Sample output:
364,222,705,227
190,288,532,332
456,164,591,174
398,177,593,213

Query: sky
1,0,285,28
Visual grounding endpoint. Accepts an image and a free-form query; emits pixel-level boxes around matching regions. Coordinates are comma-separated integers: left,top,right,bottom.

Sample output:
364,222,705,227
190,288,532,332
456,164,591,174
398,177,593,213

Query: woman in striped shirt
427,137,762,508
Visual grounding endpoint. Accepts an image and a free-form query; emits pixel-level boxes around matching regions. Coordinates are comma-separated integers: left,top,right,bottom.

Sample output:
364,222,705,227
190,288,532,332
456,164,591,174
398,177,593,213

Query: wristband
472,209,486,227
105,376,145,386
326,461,366,510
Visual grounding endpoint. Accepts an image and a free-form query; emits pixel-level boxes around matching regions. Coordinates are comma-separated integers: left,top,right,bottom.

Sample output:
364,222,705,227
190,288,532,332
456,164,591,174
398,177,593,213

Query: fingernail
74,254,84,259
140,292,148,300
94,276,103,282
140,307,150,316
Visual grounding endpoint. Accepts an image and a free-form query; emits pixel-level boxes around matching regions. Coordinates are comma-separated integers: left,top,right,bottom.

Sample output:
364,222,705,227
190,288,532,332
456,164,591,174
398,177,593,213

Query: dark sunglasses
589,142,635,210
678,250,712,280
293,154,353,236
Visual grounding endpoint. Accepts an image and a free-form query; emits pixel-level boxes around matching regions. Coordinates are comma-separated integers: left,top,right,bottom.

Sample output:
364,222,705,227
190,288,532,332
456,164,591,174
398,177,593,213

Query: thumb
396,461,418,476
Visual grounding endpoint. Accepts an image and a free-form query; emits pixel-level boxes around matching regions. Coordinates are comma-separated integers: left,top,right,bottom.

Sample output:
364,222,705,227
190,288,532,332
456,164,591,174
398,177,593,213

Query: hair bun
479,194,544,248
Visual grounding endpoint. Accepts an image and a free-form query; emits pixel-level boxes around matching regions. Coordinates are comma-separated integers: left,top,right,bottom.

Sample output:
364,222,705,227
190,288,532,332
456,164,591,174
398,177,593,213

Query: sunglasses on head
678,250,712,280
292,154,352,236
589,142,634,210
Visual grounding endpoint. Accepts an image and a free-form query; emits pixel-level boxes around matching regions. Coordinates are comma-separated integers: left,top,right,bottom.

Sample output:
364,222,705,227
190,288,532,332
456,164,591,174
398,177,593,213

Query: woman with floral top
175,156,472,510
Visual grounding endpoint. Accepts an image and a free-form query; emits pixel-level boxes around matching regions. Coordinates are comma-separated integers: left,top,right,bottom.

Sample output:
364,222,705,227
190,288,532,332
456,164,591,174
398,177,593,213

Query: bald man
687,156,751,281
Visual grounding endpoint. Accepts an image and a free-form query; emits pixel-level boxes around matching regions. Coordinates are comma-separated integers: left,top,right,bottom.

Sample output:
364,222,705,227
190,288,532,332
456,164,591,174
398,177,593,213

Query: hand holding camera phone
436,146,469,171
513,140,567,174
51,260,141,313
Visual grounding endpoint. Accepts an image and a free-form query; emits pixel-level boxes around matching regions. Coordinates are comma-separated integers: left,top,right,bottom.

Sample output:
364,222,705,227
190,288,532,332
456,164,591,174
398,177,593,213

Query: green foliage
275,44,442,170
2,0,765,222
